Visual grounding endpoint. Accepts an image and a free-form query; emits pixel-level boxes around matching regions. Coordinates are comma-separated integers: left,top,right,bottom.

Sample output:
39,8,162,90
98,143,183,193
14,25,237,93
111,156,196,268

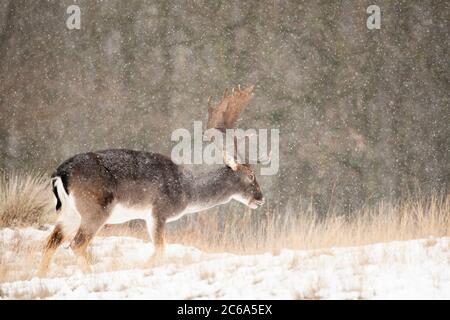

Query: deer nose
254,197,265,206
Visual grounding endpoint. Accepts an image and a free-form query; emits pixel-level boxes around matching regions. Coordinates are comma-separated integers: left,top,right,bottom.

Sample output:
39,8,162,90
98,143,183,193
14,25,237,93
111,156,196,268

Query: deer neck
183,167,239,212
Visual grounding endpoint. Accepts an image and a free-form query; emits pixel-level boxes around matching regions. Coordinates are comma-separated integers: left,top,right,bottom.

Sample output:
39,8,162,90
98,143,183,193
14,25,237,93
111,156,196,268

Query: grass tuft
0,171,54,228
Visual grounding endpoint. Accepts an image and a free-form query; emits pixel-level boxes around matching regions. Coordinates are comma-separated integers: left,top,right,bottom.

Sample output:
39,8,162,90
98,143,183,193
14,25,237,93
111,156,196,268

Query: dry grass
1,171,449,254
0,171,54,228
165,193,450,254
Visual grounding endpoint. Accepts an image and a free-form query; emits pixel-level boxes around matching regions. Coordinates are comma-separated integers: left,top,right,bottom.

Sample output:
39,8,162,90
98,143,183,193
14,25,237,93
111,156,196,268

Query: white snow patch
0,228,449,299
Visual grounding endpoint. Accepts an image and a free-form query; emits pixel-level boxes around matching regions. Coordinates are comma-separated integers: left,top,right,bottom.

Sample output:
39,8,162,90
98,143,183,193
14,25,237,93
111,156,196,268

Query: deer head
205,85,265,209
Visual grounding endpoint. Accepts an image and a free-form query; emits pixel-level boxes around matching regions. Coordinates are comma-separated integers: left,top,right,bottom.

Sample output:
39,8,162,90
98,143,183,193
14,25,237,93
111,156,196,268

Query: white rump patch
57,194,81,237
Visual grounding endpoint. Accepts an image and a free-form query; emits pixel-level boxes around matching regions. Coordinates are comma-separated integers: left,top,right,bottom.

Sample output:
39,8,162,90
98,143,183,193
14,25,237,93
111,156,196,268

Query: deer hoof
144,255,164,268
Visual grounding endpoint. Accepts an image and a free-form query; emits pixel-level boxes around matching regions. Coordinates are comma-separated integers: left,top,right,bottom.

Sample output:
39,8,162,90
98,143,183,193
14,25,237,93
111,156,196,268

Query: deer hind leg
38,205,81,277
70,210,110,273
38,224,65,277
70,227,96,273
67,182,115,272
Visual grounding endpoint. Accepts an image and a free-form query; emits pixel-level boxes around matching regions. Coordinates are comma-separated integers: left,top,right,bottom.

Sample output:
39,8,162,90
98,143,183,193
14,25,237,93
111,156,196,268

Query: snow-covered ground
0,227,449,299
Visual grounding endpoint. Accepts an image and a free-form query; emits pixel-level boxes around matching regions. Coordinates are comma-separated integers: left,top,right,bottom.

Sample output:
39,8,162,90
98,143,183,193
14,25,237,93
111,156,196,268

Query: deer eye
248,173,255,182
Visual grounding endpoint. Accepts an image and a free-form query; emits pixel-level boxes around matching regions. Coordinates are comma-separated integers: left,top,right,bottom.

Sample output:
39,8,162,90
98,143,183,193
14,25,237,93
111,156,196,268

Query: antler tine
207,96,212,111
222,88,228,100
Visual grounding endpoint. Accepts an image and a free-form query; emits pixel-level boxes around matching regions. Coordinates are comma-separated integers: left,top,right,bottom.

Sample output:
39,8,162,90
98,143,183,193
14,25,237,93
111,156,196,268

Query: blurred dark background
0,0,448,214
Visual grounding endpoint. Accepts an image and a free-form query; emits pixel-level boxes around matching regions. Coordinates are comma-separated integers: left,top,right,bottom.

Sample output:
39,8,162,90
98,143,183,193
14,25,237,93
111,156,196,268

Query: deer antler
207,85,255,131
206,85,266,170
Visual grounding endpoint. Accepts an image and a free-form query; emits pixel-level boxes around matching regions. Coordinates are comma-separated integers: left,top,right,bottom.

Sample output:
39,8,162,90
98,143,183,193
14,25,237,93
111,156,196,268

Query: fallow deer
38,85,266,276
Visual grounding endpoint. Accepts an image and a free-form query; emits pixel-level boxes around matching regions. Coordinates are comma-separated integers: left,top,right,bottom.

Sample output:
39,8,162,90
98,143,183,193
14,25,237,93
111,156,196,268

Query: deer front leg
145,216,166,267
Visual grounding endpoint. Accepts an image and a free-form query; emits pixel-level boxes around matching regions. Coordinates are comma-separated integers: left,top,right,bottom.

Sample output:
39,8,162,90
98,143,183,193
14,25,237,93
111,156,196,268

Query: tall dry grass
167,194,450,254
0,172,54,228
1,171,449,253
